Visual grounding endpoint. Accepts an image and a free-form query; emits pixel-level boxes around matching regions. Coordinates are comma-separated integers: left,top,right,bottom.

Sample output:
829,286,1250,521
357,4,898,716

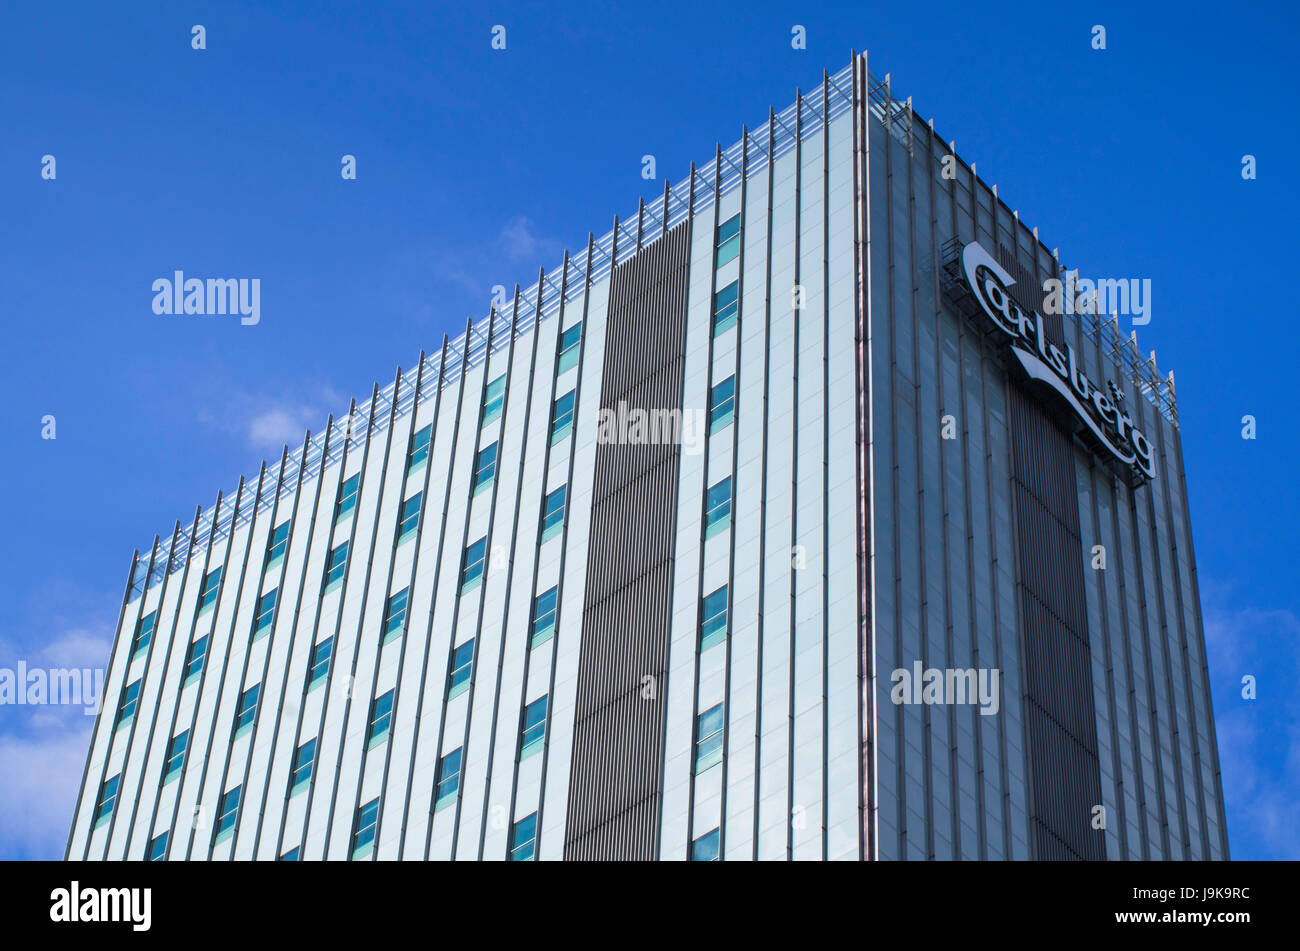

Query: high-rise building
67,53,1229,862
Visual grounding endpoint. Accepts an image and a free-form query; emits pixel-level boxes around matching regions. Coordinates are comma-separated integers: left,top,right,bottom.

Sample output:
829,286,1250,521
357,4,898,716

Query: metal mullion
66,543,148,859
369,350,439,858
501,260,568,852
417,318,481,858
119,511,200,860
265,416,346,858
471,281,539,858
391,335,454,859
819,69,832,862
180,472,263,859
320,368,406,858
296,385,380,858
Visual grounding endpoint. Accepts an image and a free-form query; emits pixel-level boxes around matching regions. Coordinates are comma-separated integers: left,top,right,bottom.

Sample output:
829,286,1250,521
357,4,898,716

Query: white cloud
0,722,95,860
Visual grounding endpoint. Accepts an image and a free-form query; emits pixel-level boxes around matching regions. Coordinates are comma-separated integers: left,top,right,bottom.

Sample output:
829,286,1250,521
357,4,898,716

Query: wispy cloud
198,386,345,454
1202,593,1300,859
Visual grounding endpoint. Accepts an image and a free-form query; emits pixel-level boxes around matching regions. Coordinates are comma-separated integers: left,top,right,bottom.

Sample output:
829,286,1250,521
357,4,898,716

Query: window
94,774,119,825
214,786,241,842
715,213,740,266
235,684,260,734
407,424,432,473
266,521,290,565
115,679,141,730
253,588,277,638
184,635,208,683
279,847,300,861
691,828,721,861
435,747,462,808
700,585,728,651
472,442,498,495
694,703,725,774
519,695,548,760
383,588,409,643
198,566,222,613
334,473,360,523
704,477,732,539
509,813,538,861
448,640,474,698
481,375,507,427
164,731,188,781
397,493,422,540
460,537,487,593
147,832,168,861
709,376,736,433
130,611,156,660
550,390,576,444
530,587,558,647
540,485,567,542
557,322,582,374
290,738,316,792
352,798,380,859
324,541,349,590
367,690,394,747
308,638,332,689
712,280,739,335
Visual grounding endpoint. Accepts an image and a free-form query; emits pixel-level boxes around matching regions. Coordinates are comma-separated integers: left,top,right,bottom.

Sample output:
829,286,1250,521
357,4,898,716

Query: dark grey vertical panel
563,222,691,861
1007,384,1106,861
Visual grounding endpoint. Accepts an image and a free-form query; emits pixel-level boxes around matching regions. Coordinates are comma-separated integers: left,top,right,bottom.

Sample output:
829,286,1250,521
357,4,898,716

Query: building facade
67,53,1229,861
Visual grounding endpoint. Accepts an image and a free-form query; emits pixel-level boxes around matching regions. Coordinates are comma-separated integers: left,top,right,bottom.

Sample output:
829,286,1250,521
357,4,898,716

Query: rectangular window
130,611,156,660
712,280,739,335
481,375,507,427
324,541,348,590
509,813,538,861
435,747,462,809
334,473,360,523
290,738,316,792
715,213,741,267
94,774,119,825
460,537,487,593
114,679,141,730
214,786,241,842
308,638,332,689
550,390,576,444
197,566,222,613
472,442,498,495
253,588,277,638
235,684,260,734
383,587,409,643
367,689,394,747
407,424,432,473
708,376,736,434
266,521,290,565
147,832,168,861
695,703,725,774
164,730,188,781
530,587,558,647
397,493,422,541
704,477,732,538
540,484,567,542
700,585,729,651
556,322,582,374
691,827,721,861
519,695,548,760
184,635,208,684
352,798,379,859
448,639,474,698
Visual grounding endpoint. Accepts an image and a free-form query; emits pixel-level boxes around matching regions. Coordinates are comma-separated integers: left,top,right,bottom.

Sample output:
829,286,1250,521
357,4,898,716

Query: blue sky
1,0,1295,860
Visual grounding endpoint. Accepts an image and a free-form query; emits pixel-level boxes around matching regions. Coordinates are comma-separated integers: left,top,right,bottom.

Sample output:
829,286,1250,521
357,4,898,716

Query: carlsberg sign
960,242,1155,480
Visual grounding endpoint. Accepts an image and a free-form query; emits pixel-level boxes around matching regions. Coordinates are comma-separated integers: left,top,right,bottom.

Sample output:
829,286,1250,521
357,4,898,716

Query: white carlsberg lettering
960,241,1155,480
